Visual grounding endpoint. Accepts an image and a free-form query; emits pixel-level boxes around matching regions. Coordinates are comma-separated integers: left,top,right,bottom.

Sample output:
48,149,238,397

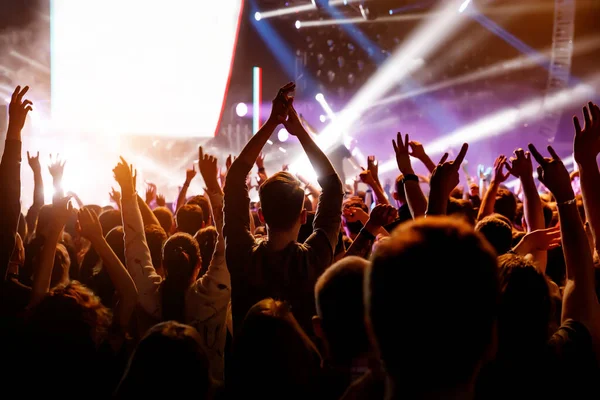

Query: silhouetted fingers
547,145,560,161
454,143,468,167
527,143,545,165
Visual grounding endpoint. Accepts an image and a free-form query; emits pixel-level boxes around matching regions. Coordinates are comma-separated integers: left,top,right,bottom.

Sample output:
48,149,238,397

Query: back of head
235,298,322,399
475,214,513,255
194,226,217,274
85,204,102,216
161,233,201,322
343,197,369,236
315,256,370,364
258,172,305,232
497,254,551,355
105,226,126,265
187,195,212,226
175,204,204,235
153,206,174,235
366,217,498,392
494,188,517,223
98,209,122,236
394,174,407,204
26,282,112,392
51,243,71,288
448,197,476,226
116,321,210,399
145,224,167,272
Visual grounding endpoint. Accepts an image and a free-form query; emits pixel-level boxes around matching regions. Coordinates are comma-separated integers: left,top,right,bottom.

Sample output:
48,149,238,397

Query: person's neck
266,229,298,251
385,376,475,400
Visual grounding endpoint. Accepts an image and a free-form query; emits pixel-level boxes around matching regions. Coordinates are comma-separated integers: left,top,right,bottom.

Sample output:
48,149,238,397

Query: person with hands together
345,204,397,259
223,82,344,338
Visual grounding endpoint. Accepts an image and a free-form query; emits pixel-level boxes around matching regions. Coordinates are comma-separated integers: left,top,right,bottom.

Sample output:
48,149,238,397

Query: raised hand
226,154,235,171
392,132,414,175
256,153,265,170
282,164,289,172
528,143,574,203
109,187,121,205
185,165,197,184
492,155,510,184
8,85,33,137
269,82,295,125
145,182,157,204
156,193,166,207
366,204,398,230
52,195,75,228
198,146,220,191
367,155,380,183
343,206,370,224
408,140,427,160
282,101,307,137
48,153,66,181
358,168,374,185
27,150,41,174
429,143,469,200
573,102,600,164
514,226,562,255
77,207,103,242
506,148,533,179
113,157,136,197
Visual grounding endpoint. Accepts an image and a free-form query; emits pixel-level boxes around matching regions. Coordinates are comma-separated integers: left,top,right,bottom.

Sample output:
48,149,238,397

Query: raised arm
176,166,197,212
78,206,138,330
25,151,44,234
393,133,427,218
477,155,510,221
0,86,30,283
506,149,547,272
408,139,436,174
48,154,66,203
136,194,161,226
197,147,230,289
284,102,344,256
529,143,600,344
29,197,74,307
426,144,468,216
574,102,600,257
224,83,294,253
114,157,161,319
345,204,397,259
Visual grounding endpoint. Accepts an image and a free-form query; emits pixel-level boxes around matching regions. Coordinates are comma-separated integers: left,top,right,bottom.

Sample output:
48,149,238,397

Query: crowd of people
0,82,599,399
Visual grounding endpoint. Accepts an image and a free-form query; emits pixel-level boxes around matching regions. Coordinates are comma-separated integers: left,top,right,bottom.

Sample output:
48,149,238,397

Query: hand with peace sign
427,143,468,216
528,143,574,203
392,132,415,175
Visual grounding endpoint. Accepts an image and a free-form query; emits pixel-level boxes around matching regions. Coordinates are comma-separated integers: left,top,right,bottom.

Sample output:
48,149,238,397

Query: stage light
278,128,289,142
315,93,324,102
458,0,471,13
279,147,287,153
295,20,302,29
359,4,377,20
320,114,327,122
235,102,248,117
254,12,262,21
316,93,336,121
376,79,599,175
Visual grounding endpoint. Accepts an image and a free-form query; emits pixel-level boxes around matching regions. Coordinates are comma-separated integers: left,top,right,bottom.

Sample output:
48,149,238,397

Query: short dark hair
366,217,498,391
394,174,407,203
175,204,204,236
259,172,305,231
315,256,370,364
497,254,552,353
145,224,167,271
187,195,212,225
494,188,517,223
153,206,174,235
99,209,122,236
475,214,513,255
447,197,476,226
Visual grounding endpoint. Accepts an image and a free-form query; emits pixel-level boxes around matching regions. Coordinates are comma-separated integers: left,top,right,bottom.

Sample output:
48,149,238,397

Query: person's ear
258,208,266,224
301,209,308,224
392,192,399,201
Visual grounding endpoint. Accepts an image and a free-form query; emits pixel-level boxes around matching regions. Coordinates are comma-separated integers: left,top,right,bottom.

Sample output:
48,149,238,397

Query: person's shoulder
549,319,592,350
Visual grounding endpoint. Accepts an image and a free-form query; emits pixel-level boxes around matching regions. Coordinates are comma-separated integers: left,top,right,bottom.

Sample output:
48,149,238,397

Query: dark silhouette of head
494,188,517,224
475,214,513,255
314,256,370,365
187,195,212,226
234,298,322,399
153,206,174,235
194,226,217,275
145,224,167,276
116,321,210,399
161,233,201,322
98,209,122,236
258,172,307,233
175,204,204,235
366,217,498,395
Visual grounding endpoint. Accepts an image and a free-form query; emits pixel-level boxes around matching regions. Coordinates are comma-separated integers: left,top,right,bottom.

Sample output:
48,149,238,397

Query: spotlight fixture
295,20,302,29
254,11,262,21
359,2,377,20
235,102,248,117
320,114,327,123
278,128,290,142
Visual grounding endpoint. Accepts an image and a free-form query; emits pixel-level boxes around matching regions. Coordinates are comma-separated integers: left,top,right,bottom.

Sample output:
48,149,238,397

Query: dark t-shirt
476,319,599,399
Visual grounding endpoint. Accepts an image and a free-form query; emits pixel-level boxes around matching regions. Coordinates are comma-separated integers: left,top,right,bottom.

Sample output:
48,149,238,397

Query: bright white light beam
290,0,471,178
316,93,336,121
256,0,359,20
376,79,599,175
